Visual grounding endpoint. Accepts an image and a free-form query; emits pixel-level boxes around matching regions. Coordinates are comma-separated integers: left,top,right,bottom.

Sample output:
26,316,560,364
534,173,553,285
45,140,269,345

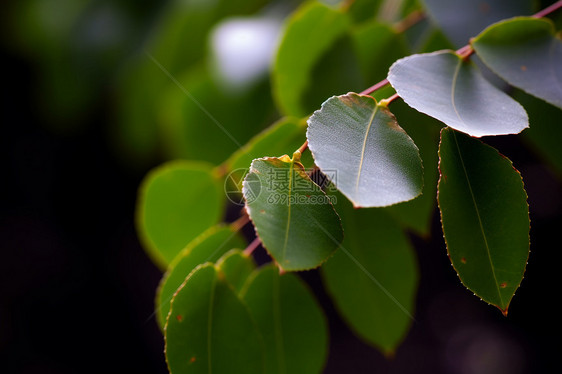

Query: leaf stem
297,140,308,154
231,213,250,231
244,237,262,255
532,0,562,18
393,9,426,33
360,78,390,96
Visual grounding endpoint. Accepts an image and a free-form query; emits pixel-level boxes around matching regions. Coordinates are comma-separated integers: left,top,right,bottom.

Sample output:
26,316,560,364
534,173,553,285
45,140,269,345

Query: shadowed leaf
437,128,530,314
472,17,562,109
243,155,342,271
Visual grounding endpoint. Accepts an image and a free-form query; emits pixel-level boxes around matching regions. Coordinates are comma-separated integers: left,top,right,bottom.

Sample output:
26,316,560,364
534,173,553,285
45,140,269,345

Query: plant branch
533,0,562,18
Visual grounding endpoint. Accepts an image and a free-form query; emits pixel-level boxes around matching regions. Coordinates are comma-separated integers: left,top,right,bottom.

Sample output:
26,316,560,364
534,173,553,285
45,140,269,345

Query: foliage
124,0,562,372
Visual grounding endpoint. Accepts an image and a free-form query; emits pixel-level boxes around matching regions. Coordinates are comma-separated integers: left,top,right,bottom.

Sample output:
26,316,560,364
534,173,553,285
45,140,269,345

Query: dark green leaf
241,265,328,374
516,90,562,179
351,21,410,85
437,128,530,314
165,264,264,374
273,2,350,116
156,225,246,329
322,194,418,355
472,17,562,109
307,93,423,207
216,249,256,293
421,0,534,47
136,161,224,269
243,155,343,271
388,50,529,137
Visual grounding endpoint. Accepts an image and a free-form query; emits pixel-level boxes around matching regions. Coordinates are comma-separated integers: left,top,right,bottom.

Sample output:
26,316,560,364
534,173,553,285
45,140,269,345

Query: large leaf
155,225,246,329
242,155,343,271
322,195,418,355
165,264,264,374
136,161,224,269
307,93,423,207
273,1,350,116
241,265,328,374
388,50,529,137
472,17,562,109
437,128,530,314
421,0,534,47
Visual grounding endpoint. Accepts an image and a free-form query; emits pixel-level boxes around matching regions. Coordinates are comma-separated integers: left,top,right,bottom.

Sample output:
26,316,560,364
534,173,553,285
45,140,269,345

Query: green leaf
421,0,534,47
472,17,562,109
388,50,529,137
156,225,246,329
225,117,309,172
165,264,264,374
158,66,276,164
216,249,256,294
242,155,343,271
241,265,328,374
385,100,442,236
273,1,350,116
136,161,225,269
307,93,423,207
351,21,410,85
322,194,418,355
437,128,530,314
516,90,562,179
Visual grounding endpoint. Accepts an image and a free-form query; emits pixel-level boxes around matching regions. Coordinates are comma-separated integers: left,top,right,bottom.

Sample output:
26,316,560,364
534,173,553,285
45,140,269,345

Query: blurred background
1,0,561,373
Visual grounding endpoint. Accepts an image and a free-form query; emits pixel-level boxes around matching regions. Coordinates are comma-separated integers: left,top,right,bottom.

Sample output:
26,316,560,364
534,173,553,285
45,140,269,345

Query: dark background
1,1,561,373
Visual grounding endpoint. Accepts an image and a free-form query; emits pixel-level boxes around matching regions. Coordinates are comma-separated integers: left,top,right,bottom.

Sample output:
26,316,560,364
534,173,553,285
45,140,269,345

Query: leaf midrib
355,104,379,196
450,58,470,130
281,162,295,264
452,132,504,307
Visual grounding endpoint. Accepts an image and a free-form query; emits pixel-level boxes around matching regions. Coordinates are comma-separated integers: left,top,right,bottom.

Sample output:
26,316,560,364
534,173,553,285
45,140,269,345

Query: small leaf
136,161,224,269
437,128,530,314
388,50,529,137
243,155,343,271
307,93,423,207
156,225,246,329
216,249,256,294
165,264,264,374
241,265,328,374
273,1,350,116
421,0,533,47
322,194,418,355
472,17,562,109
